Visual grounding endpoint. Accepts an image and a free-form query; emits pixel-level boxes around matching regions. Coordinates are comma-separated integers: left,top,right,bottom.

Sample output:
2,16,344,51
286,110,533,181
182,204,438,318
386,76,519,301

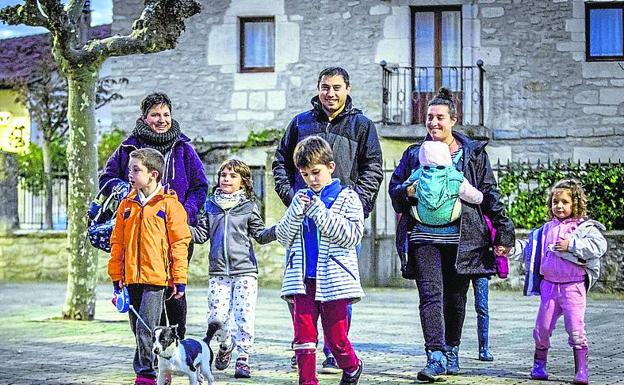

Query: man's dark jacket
389,131,515,275
272,95,383,217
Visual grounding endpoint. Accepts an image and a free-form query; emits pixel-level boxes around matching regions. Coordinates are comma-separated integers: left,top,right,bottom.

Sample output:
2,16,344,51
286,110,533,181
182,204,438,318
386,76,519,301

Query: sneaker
445,345,460,375
319,356,342,374
417,350,447,383
215,342,234,371
339,359,363,385
290,354,297,370
234,357,251,379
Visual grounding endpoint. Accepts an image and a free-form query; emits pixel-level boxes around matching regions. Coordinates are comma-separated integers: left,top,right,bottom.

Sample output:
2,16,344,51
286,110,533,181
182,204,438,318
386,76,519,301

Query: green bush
16,142,67,193
498,160,624,230
98,127,126,170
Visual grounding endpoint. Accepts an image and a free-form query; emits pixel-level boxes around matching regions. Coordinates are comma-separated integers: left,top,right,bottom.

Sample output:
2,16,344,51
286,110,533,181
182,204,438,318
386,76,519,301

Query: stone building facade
109,0,624,165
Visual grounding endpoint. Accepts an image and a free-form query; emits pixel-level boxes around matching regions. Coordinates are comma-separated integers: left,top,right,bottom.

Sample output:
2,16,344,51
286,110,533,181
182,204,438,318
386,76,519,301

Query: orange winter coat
108,185,191,286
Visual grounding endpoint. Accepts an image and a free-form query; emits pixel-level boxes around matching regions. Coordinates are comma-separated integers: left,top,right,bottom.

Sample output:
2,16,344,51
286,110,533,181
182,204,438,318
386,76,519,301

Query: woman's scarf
132,117,182,154
213,188,246,210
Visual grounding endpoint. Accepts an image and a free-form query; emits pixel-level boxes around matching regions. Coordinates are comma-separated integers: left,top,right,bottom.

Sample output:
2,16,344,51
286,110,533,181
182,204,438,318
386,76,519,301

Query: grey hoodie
202,195,276,277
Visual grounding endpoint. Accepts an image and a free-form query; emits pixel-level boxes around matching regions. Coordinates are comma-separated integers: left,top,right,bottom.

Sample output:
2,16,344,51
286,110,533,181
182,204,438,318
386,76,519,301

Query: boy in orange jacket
108,148,192,385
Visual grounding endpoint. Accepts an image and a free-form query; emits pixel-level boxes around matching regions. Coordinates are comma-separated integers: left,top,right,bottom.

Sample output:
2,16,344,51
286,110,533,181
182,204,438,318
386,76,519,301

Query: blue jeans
472,277,490,347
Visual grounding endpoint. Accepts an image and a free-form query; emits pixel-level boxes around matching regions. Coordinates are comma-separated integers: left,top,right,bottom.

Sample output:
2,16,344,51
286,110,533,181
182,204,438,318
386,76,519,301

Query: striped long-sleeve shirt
276,187,365,303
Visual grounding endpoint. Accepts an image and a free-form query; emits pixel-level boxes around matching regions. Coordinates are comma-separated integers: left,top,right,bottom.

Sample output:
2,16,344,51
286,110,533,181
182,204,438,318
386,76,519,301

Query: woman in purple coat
100,92,208,341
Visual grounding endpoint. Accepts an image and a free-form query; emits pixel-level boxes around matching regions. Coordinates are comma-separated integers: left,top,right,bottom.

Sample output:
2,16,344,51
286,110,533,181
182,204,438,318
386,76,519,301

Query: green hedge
497,160,624,230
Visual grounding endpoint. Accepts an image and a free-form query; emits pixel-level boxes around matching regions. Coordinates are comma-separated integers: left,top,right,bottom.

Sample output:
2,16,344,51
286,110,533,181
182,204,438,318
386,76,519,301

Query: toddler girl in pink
515,179,607,385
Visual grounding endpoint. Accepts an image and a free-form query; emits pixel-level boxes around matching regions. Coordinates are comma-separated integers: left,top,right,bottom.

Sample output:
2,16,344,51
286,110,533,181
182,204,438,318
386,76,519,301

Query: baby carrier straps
411,149,464,226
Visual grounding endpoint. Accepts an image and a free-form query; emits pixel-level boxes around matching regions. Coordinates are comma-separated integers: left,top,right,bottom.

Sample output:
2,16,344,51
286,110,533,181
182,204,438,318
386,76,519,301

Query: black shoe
339,359,362,385
320,356,342,374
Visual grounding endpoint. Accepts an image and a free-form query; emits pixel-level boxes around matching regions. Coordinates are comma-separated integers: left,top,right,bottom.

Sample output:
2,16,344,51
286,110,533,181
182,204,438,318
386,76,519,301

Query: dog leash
129,305,152,335
163,295,170,327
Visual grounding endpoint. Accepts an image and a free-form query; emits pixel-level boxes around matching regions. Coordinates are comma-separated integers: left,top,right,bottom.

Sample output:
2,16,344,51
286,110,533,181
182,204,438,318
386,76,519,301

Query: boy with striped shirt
275,136,364,385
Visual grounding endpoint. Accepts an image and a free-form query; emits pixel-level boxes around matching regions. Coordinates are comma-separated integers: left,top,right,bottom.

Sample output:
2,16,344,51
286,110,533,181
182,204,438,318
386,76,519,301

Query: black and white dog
152,321,222,385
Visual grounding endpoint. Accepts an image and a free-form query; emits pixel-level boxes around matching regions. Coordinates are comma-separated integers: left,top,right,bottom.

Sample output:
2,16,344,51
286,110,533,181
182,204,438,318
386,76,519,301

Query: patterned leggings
207,275,258,356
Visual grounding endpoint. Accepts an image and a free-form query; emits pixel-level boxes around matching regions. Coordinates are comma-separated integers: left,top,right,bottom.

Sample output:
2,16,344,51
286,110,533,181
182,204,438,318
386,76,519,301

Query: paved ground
0,283,622,385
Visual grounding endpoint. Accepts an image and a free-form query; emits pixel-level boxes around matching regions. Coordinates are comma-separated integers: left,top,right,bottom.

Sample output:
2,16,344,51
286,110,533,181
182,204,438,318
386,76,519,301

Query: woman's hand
406,182,418,197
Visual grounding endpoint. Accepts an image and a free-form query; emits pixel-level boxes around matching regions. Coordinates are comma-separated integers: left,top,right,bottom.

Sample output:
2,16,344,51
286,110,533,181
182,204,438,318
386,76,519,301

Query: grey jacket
202,196,275,277
562,219,607,289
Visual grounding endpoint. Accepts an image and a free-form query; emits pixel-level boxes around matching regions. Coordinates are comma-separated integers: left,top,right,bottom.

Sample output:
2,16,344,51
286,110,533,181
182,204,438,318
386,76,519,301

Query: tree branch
0,0,50,28
65,0,86,24
40,0,83,65
84,0,201,60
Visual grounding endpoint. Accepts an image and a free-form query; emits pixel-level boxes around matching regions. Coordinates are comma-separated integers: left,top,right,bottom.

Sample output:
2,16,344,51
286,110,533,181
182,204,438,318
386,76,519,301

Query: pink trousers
293,279,359,385
534,279,588,350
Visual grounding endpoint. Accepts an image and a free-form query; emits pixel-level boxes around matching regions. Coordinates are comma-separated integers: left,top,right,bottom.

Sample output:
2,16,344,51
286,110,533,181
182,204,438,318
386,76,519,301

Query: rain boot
474,277,494,361
573,347,589,385
530,348,549,380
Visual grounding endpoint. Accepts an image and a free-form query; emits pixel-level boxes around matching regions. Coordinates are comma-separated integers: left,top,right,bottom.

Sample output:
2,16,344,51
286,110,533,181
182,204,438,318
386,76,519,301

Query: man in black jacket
272,66,383,217
272,67,383,375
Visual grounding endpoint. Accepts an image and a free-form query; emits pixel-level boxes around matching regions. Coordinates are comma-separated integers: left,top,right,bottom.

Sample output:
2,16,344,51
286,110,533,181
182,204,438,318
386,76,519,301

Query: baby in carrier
404,140,483,225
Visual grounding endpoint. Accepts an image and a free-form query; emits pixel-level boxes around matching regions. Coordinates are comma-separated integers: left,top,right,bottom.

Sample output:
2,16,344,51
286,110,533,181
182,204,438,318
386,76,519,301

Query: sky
0,0,112,39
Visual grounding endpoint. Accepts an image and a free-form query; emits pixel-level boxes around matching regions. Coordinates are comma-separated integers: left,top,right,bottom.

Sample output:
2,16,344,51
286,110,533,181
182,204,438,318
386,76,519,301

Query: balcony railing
380,61,485,126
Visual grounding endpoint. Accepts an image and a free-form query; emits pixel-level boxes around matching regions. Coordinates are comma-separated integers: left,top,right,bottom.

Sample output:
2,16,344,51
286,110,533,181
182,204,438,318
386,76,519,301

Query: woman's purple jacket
99,133,208,226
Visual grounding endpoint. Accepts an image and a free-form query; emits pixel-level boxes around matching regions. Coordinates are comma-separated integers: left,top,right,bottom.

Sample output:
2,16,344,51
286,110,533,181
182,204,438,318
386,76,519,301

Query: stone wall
109,0,624,166
0,230,286,286
3,229,622,292
370,229,624,293
477,0,624,162
109,0,389,150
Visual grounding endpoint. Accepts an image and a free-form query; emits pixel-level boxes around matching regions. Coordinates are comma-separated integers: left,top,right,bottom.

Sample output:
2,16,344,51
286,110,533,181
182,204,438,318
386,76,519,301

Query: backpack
87,178,130,252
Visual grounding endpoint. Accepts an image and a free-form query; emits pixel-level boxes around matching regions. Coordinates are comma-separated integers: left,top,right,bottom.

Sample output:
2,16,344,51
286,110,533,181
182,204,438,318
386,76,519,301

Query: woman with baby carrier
100,92,208,346
388,87,515,383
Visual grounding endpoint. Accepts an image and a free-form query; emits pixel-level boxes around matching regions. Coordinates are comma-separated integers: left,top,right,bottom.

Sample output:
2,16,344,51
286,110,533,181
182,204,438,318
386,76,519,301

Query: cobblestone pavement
0,283,622,385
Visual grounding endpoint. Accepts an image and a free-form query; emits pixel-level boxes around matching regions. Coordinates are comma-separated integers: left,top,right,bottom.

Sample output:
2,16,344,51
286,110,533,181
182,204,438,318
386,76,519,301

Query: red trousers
293,279,359,385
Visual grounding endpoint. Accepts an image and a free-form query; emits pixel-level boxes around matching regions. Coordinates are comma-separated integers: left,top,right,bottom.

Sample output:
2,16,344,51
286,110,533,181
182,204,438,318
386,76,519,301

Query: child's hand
295,191,312,210
168,284,185,300
494,245,511,257
554,235,570,251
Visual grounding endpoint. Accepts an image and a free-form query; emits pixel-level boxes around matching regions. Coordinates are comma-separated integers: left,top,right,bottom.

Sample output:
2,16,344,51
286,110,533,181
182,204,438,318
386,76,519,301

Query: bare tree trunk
41,139,54,230
62,67,99,320
1,0,201,321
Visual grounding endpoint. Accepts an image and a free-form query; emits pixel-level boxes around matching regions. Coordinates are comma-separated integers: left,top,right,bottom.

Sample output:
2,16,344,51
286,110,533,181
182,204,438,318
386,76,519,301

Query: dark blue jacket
272,95,383,217
389,132,515,275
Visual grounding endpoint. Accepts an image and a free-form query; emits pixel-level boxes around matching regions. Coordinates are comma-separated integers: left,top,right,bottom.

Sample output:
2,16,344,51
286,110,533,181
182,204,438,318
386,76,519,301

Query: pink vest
540,218,586,283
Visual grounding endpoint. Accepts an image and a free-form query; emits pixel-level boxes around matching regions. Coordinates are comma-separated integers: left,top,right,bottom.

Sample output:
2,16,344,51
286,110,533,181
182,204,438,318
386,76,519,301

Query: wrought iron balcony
380,61,485,126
